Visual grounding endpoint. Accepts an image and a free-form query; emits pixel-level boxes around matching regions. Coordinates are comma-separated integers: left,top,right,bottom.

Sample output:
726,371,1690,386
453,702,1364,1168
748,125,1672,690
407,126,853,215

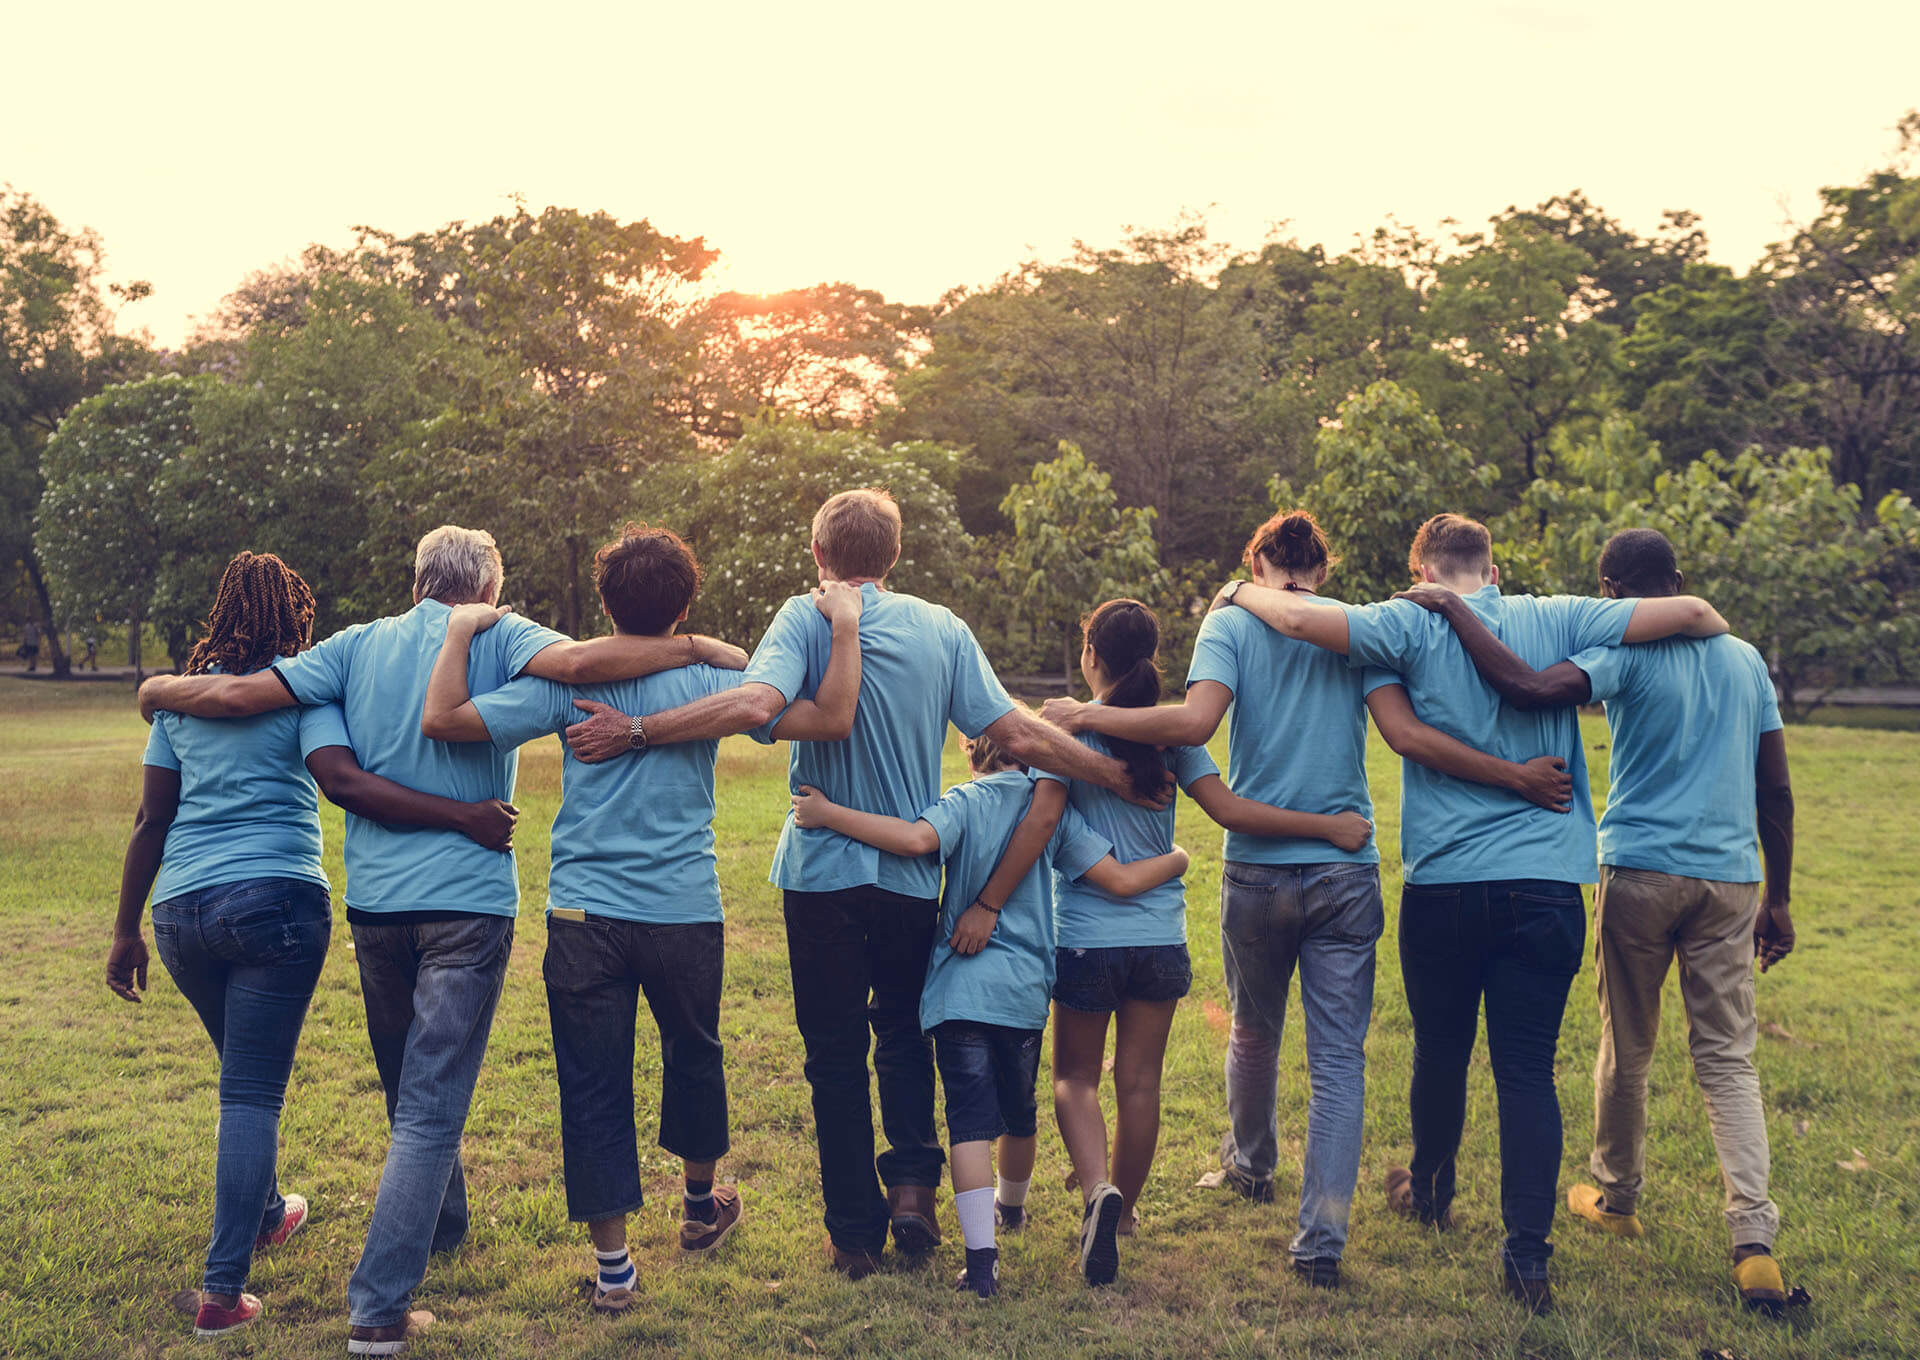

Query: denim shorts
1052,943,1192,1013
932,1020,1043,1145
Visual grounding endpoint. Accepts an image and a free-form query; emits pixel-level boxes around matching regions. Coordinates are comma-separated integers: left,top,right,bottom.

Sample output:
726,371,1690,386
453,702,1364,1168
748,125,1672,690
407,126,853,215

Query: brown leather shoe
680,1185,743,1257
887,1185,940,1255
347,1309,435,1355
1384,1166,1455,1230
826,1238,882,1281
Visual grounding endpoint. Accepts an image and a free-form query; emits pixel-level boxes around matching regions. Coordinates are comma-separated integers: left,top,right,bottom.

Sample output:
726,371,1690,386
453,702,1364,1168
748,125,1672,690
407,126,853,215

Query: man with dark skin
1394,527,1796,1314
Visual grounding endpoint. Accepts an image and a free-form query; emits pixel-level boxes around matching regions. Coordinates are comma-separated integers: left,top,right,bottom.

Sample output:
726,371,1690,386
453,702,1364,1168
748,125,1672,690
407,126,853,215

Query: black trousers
783,885,943,1254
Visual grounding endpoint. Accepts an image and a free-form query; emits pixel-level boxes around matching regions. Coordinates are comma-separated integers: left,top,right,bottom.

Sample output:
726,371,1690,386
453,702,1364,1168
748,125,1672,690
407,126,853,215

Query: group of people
110,486,1799,1353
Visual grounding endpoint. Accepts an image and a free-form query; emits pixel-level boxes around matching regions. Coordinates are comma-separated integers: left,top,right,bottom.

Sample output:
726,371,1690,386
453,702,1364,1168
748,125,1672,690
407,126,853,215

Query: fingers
572,698,617,715
136,961,147,991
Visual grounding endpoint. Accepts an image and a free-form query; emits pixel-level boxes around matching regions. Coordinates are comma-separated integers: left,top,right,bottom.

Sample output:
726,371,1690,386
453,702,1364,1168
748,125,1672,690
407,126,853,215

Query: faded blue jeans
1218,862,1382,1263
346,913,514,1328
151,877,332,1296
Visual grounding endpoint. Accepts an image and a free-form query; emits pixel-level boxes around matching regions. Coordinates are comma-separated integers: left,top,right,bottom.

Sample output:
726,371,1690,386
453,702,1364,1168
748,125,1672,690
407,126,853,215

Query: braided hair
184,551,316,676
1082,599,1165,801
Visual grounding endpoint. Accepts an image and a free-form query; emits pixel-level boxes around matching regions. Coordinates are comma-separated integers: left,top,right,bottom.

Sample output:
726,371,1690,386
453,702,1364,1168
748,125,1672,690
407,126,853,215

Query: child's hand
1169,843,1191,876
1329,812,1373,853
949,903,999,955
791,785,836,828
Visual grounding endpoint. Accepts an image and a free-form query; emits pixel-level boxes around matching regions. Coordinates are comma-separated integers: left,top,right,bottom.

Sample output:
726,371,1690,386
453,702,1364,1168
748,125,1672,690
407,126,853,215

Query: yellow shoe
1733,1252,1787,1314
1566,1184,1644,1238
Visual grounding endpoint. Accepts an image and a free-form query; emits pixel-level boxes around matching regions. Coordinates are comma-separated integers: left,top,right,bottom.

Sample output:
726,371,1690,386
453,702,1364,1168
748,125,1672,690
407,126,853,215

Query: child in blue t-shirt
791,735,1188,1299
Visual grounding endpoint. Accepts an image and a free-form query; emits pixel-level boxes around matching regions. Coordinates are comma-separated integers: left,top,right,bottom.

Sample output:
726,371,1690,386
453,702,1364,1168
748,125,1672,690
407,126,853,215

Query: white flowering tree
646,420,978,646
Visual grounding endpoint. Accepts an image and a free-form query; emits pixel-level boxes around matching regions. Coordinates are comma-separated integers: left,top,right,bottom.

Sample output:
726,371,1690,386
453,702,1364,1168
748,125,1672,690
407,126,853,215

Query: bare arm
790,785,940,857
107,765,179,1002
769,593,863,740
948,780,1068,956
138,670,293,723
1754,728,1796,971
984,706,1168,807
1041,681,1233,747
1365,683,1574,813
1392,585,1592,710
305,746,517,852
421,605,500,742
1082,846,1191,899
1183,773,1373,852
1621,595,1729,642
1224,583,1351,655
521,632,748,685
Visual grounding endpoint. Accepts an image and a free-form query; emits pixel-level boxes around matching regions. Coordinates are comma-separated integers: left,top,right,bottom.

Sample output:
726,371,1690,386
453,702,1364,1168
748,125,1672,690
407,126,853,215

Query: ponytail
1082,599,1165,801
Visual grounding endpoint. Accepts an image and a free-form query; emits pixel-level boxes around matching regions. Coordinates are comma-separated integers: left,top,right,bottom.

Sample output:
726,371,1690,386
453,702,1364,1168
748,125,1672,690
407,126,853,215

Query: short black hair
1598,528,1681,597
593,524,702,635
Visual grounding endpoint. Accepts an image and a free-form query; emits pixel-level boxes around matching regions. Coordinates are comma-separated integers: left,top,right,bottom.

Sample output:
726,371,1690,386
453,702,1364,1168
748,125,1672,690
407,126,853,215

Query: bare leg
1052,1004,1113,1202
997,1133,1037,1185
951,1140,994,1193
588,1216,627,1253
1109,998,1179,1215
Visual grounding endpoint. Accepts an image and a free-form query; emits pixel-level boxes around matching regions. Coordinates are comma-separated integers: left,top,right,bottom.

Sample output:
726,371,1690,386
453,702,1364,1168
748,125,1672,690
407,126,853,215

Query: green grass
2,676,1915,1359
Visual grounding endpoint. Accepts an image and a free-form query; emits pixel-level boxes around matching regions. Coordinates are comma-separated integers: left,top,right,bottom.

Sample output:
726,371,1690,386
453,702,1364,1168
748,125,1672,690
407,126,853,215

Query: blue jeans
346,914,514,1328
151,877,332,1296
1218,862,1381,1262
931,1021,1044,1145
544,916,729,1221
1052,943,1193,1012
1399,879,1585,1280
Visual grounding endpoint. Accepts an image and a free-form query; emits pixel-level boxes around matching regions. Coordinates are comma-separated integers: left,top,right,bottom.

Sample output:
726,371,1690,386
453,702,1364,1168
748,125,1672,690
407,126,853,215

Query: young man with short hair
563,488,1152,1278
138,525,743,1355
419,523,866,1312
1218,512,1731,1313
1394,527,1797,1313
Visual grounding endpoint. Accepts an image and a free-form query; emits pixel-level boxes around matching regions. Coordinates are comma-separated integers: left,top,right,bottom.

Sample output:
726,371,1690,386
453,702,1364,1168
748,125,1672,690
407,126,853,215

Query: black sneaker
1503,1272,1553,1315
995,1200,1025,1232
1079,1182,1124,1287
955,1246,999,1299
1291,1256,1341,1289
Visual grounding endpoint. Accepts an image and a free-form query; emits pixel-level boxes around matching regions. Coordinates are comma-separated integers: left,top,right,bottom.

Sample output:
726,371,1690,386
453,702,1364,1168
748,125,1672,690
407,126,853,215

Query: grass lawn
2,676,1915,1359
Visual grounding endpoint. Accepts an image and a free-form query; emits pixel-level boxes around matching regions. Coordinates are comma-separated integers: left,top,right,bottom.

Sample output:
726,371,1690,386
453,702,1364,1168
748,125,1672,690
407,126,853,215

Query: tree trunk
564,537,582,638
1063,624,1075,691
22,553,70,678
129,615,143,681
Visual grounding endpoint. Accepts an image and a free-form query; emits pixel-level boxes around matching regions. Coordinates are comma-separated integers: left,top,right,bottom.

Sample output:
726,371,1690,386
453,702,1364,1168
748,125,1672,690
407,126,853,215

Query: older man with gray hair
139,525,743,1355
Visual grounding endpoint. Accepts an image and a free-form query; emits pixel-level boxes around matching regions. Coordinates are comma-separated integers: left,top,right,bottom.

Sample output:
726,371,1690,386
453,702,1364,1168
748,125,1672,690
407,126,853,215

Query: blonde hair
811,489,902,581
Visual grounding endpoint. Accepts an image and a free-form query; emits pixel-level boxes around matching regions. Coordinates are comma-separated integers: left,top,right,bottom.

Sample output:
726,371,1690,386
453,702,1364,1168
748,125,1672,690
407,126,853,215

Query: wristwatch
1221,579,1244,604
628,715,649,751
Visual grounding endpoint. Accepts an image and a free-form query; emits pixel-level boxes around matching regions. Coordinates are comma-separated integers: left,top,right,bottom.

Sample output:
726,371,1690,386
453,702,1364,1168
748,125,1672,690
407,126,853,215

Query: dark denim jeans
1219,861,1381,1263
544,915,729,1221
783,886,942,1255
931,1020,1044,1146
346,913,514,1327
151,877,331,1296
1399,879,1585,1280
1052,943,1193,1012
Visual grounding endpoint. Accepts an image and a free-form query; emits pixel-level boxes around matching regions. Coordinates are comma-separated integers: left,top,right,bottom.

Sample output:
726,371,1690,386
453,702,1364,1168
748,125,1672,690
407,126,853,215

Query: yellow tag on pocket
548,907,588,923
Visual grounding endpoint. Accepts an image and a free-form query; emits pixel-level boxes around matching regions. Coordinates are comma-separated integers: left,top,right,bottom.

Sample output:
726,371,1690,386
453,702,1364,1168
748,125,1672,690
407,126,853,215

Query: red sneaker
194,1292,262,1337
255,1194,309,1253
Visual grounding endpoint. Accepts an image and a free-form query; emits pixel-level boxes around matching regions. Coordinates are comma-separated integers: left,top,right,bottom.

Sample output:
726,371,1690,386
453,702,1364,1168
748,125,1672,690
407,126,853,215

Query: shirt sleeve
918,784,972,860
499,614,573,679
1360,667,1402,696
703,666,747,699
1048,804,1115,883
1341,600,1422,671
741,597,815,704
272,625,360,704
471,676,575,753
297,702,353,758
1171,743,1219,790
1184,609,1240,694
1568,644,1633,703
946,618,1018,738
142,718,180,771
1554,594,1636,654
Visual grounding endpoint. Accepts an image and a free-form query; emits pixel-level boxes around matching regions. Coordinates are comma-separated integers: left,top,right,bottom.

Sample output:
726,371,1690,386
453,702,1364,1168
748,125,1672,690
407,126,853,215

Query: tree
0,188,149,675
1277,381,1499,605
1498,192,1706,331
997,443,1167,683
648,421,977,644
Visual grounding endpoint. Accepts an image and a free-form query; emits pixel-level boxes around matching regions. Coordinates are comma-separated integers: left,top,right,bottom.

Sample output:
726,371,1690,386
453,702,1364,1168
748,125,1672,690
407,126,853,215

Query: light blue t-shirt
1187,600,1384,867
470,665,744,922
917,771,1114,1032
1570,633,1783,882
745,585,1018,899
272,600,567,916
142,692,350,903
1037,731,1218,948
1342,586,1635,886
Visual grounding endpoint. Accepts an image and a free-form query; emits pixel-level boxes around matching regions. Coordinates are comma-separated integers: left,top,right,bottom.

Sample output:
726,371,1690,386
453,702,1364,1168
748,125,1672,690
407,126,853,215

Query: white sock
995,1175,1031,1208
594,1245,634,1292
954,1187,997,1251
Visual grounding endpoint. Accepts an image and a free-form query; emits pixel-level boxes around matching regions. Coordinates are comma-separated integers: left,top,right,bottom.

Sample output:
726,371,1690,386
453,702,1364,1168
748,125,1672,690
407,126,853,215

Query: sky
8,0,1919,347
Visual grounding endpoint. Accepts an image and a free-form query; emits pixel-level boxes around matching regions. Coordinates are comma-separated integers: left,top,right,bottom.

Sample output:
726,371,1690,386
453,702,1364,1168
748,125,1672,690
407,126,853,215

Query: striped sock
594,1246,635,1293
684,1179,717,1224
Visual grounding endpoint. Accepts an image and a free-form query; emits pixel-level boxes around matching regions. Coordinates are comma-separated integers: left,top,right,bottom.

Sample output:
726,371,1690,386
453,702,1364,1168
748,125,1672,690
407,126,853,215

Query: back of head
414,525,504,605
1083,599,1164,800
1598,528,1681,599
594,523,702,635
812,488,902,582
1407,513,1493,585
1245,508,1337,578
186,551,316,677
965,733,1025,776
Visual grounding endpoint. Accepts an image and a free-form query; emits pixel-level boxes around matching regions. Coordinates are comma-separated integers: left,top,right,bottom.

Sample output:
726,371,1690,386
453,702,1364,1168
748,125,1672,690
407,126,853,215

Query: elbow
421,712,457,742
747,686,788,729
998,720,1046,766
547,651,590,685
1510,679,1556,711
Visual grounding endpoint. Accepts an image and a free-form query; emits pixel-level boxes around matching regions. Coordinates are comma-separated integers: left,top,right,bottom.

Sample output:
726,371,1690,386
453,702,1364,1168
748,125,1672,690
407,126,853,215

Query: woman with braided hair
106,551,519,1341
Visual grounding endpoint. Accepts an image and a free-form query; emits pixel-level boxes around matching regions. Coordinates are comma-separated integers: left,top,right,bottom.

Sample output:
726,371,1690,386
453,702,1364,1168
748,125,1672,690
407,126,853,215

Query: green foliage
1277,381,1499,604
647,421,976,645
997,443,1167,680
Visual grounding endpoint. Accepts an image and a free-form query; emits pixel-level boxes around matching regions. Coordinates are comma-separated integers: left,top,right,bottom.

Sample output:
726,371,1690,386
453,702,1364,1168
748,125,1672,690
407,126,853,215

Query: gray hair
413,525,503,603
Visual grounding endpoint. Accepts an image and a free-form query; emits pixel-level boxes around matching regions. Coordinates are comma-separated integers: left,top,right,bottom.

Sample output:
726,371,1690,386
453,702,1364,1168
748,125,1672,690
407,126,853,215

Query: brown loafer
826,1239,882,1281
887,1184,940,1255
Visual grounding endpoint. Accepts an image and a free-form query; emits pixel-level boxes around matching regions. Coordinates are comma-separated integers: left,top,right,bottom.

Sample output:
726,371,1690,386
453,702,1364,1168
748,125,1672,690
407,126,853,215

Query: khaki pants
1590,866,1778,1248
